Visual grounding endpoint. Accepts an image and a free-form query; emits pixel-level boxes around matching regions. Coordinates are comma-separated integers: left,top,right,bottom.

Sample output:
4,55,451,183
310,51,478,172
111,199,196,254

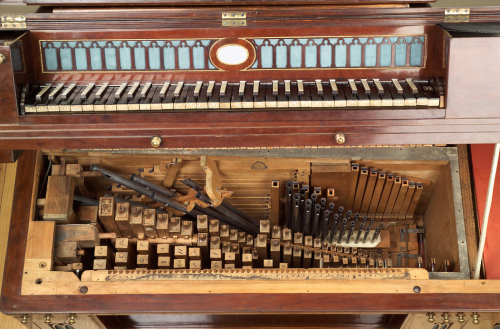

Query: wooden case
0,145,487,329
0,7,500,155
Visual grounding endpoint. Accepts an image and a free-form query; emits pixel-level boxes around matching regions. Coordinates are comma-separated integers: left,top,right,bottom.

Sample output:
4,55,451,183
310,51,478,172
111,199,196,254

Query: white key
81,83,95,101
406,78,418,94
315,80,323,95
285,80,291,95
36,84,52,101
373,79,384,94
140,83,152,99
159,82,170,98
61,83,76,101
361,79,370,94
95,83,109,100
173,82,184,98
329,79,338,95
239,81,246,96
272,80,279,96
48,83,64,101
392,79,403,94
348,79,358,95
194,81,203,97
115,83,127,100
220,81,227,97
253,81,259,96
127,82,139,99
207,81,215,97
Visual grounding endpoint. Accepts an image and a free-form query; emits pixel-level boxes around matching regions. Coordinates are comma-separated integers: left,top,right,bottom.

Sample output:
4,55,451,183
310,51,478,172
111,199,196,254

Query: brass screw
44,314,52,324
457,312,465,324
68,313,77,325
426,312,435,323
0,54,5,65
335,132,346,145
20,314,28,325
151,136,162,148
472,312,480,325
442,312,450,323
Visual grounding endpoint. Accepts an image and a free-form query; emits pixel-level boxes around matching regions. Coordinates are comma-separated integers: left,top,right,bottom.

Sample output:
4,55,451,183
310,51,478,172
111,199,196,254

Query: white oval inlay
216,44,249,65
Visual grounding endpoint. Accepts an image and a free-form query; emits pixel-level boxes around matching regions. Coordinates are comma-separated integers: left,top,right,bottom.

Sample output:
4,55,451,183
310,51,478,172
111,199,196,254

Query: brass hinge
1,15,26,29
444,8,470,23
222,12,247,27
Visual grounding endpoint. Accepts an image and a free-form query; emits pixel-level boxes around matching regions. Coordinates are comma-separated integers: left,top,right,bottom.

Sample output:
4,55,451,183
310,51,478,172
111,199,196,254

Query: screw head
79,286,88,294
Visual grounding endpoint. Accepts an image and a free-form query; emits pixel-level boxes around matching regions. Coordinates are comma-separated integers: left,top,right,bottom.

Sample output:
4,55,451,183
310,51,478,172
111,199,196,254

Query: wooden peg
143,209,159,239
115,202,134,238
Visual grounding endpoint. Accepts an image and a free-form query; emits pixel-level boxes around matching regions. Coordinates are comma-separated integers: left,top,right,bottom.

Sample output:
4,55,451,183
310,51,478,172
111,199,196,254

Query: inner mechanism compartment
33,146,468,281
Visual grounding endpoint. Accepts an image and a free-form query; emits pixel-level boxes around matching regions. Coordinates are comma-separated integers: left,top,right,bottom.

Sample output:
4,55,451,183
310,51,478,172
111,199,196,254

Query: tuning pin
472,312,480,325
457,312,465,324
426,312,435,323
442,312,450,323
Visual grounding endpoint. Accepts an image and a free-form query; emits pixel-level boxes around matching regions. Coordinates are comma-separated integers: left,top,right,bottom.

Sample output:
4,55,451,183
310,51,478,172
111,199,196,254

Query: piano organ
1,0,500,328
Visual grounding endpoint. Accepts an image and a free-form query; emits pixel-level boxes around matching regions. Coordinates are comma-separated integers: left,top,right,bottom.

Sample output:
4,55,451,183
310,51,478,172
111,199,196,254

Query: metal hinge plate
222,12,247,27
444,8,470,23
1,15,26,29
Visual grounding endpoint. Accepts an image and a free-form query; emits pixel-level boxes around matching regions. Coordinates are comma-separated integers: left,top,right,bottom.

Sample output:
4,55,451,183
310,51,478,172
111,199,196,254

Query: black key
82,85,99,111
117,86,132,111
47,86,65,112
162,85,176,110
243,83,253,109
231,84,242,109
219,83,232,109
140,85,157,110
300,83,312,108
419,81,440,107
105,86,120,111
356,82,369,107
277,83,288,108
197,85,208,110
25,85,41,113
254,83,265,108
289,82,300,108
60,86,82,112
387,81,404,107
209,84,221,109
343,83,358,107
36,87,52,113
265,83,277,108
400,81,417,107
311,82,323,108
151,85,163,110
174,85,190,110
367,81,382,107
94,86,115,111
380,82,394,107
334,82,346,107
70,87,86,112
128,85,143,111
185,85,198,110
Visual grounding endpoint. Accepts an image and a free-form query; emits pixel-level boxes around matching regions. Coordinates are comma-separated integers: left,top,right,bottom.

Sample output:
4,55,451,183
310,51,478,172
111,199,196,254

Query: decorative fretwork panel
40,35,425,72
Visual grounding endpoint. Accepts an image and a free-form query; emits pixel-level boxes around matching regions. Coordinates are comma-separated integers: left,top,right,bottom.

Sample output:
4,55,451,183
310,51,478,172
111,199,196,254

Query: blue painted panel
335,42,347,68
379,39,392,67
44,44,58,71
149,44,161,70
178,44,190,69
365,39,377,67
164,46,176,70
276,41,287,68
410,42,423,66
305,42,317,68
89,44,102,70
320,44,332,68
395,39,407,66
134,42,147,70
261,44,273,69
119,45,132,70
350,39,362,67
74,46,87,70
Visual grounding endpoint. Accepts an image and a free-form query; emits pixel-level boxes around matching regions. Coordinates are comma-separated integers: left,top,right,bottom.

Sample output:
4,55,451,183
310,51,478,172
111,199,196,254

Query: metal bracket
1,15,26,29
444,8,470,23
396,253,421,267
222,12,247,27
400,228,425,242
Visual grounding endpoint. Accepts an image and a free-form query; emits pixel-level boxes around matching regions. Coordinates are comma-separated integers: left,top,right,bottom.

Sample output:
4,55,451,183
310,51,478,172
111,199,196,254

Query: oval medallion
209,38,256,71
217,44,249,65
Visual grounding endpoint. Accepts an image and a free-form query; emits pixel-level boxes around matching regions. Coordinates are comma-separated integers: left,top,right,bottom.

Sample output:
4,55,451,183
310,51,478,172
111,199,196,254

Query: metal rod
320,210,330,241
311,204,321,238
346,220,356,242
131,174,176,198
330,213,340,242
474,143,500,280
337,218,348,244
73,194,99,206
310,193,317,207
292,193,300,234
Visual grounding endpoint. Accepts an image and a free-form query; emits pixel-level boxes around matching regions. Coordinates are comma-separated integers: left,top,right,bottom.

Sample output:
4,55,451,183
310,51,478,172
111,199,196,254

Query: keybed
24,79,441,114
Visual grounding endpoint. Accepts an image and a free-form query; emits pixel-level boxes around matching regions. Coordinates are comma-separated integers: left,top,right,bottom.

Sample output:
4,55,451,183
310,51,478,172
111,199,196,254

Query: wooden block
181,220,193,239
210,249,222,262
157,244,171,256
54,241,80,264
252,249,259,268
313,250,322,268
231,244,241,268
237,232,246,247
169,217,181,238
303,248,312,268
282,228,292,243
198,233,209,268
114,266,127,270
313,238,322,249
242,254,252,267
115,252,135,269
270,180,280,227
190,260,202,269
270,239,280,268
271,226,281,239
25,221,56,271
256,234,268,267
197,215,208,233
221,241,231,253
130,207,145,238
209,219,219,236
137,254,151,269
292,245,302,268
189,247,201,260
279,263,288,269
174,245,188,259
66,164,84,185
115,238,136,256
158,256,172,269
75,206,100,230
245,234,253,248
137,240,150,255
224,252,236,264
229,229,238,244
242,266,252,269
323,254,331,268
115,202,134,238
44,176,79,224
220,225,230,241
94,245,114,265
304,236,313,248
173,258,186,269
210,236,221,250
293,232,303,245
283,242,292,267
211,261,223,269
264,259,273,268
143,209,159,239
93,259,111,270
156,213,169,238
98,197,122,236
225,263,236,269
260,220,270,238
55,224,100,248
